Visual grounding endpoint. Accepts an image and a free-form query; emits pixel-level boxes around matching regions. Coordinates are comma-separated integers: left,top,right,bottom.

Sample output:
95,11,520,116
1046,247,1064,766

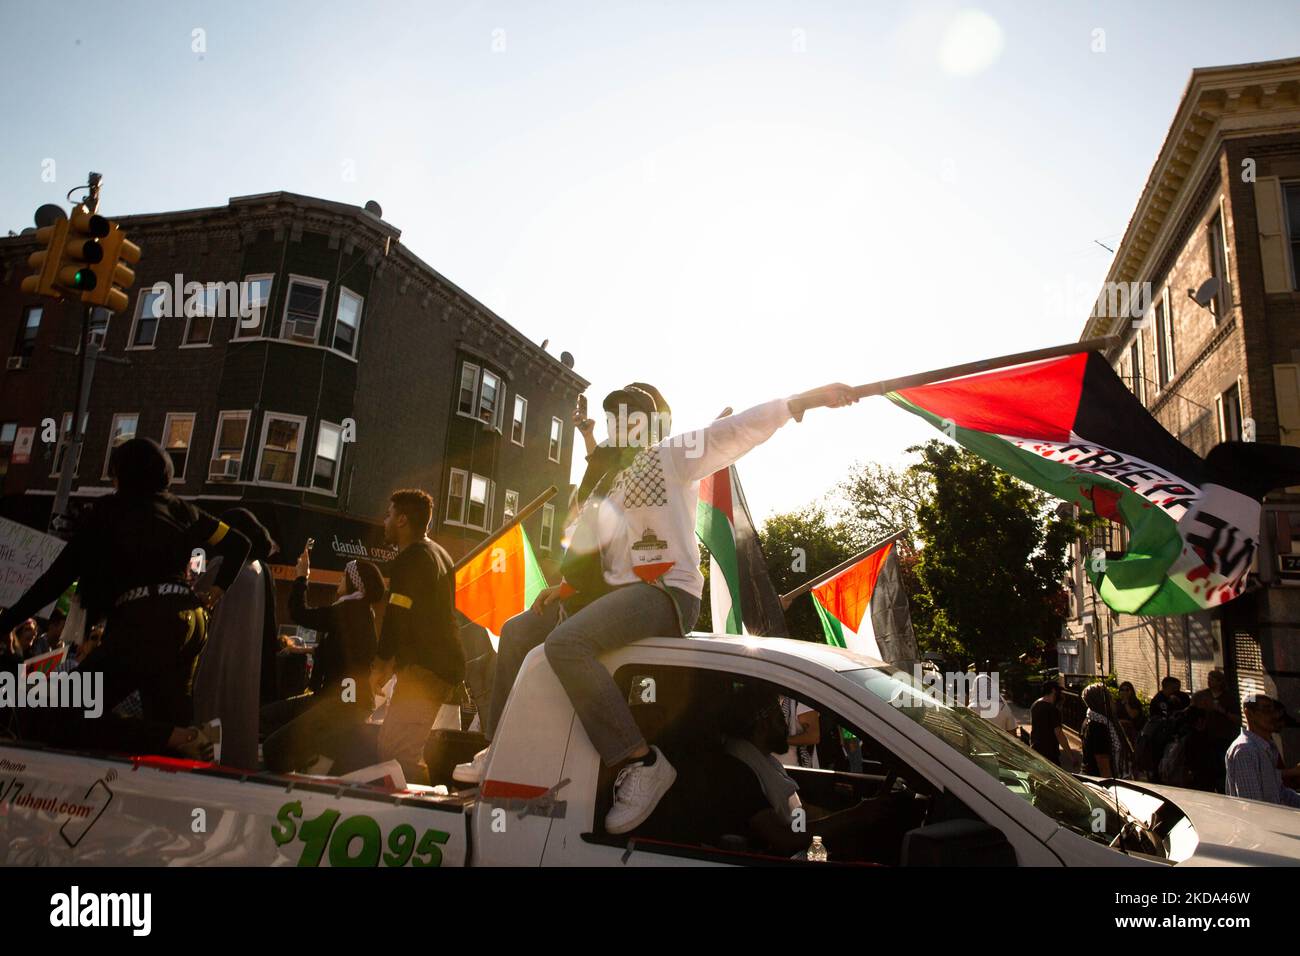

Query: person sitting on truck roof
455,381,860,836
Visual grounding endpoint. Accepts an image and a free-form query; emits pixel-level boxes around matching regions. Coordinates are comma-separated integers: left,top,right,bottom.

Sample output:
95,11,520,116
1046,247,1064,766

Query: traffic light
21,217,72,299
56,204,109,296
82,221,141,313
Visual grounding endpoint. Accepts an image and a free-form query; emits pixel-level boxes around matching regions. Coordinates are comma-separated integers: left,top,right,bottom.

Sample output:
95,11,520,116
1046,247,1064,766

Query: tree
909,440,1079,664
756,505,860,640
835,460,930,552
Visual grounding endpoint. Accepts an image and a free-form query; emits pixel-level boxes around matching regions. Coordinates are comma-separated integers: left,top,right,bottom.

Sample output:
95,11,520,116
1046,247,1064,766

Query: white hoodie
575,397,795,600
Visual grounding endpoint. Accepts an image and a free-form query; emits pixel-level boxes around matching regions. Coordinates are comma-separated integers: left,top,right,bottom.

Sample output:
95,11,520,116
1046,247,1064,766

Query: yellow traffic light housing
83,222,141,313
56,204,109,295
21,218,72,299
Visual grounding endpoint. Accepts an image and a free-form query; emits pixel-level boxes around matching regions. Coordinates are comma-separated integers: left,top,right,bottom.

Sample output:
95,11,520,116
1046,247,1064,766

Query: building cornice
1083,57,1300,353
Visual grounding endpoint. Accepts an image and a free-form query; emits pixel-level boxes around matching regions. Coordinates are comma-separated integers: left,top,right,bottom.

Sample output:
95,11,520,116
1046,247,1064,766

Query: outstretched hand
788,383,860,421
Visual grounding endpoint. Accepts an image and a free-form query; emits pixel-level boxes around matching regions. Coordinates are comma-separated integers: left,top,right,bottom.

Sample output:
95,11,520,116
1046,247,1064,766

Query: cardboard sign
0,516,66,615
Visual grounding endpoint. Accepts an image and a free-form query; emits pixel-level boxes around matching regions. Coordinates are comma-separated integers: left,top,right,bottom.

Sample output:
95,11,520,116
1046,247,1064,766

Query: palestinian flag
697,465,788,636
455,524,548,637
811,539,918,665
21,645,68,676
888,349,1300,615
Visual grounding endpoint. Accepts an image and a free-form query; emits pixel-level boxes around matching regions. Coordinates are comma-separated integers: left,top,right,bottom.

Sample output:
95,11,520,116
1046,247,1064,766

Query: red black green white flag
697,465,788,636
811,539,918,665
888,349,1300,615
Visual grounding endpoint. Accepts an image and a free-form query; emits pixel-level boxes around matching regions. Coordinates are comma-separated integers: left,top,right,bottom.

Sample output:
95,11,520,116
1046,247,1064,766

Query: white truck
3,635,1298,866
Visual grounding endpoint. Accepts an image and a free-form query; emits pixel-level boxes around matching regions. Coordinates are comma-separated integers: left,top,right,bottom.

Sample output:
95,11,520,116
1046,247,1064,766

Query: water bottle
806,836,828,862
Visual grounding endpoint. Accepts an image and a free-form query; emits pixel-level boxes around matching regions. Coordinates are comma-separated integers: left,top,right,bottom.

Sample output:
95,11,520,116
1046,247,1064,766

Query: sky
4,0,1299,524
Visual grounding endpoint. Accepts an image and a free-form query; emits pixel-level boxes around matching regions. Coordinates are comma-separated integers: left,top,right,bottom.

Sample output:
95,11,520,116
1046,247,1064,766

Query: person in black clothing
261,550,384,773
1116,681,1145,739
372,489,464,784
0,439,249,759
1149,676,1190,720
1030,681,1072,768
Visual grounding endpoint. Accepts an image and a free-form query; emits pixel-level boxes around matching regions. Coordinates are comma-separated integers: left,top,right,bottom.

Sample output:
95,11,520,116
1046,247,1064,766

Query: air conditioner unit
209,457,242,480
6,356,29,370
284,318,318,342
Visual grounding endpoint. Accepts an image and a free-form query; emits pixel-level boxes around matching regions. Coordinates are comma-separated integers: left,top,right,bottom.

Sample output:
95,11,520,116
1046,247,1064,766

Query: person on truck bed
0,438,250,761
455,381,860,835
372,489,464,785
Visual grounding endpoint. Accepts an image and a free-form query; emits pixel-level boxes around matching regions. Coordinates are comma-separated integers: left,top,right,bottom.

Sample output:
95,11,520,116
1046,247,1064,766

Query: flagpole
849,336,1120,400
453,485,558,572
778,530,905,610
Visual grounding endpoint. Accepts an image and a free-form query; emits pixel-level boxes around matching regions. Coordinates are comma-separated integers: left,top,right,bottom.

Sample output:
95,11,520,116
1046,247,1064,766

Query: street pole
49,306,93,538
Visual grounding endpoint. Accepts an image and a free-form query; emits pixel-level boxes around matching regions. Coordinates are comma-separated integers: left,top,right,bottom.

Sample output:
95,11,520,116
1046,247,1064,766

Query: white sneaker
453,746,490,784
605,747,676,835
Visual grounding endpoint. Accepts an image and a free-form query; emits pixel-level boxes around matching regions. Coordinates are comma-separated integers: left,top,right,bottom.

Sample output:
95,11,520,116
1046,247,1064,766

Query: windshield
844,665,1128,847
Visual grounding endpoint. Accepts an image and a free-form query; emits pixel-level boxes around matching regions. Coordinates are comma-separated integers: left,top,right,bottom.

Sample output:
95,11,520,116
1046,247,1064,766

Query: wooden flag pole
452,485,558,572
778,530,906,610
849,336,1119,400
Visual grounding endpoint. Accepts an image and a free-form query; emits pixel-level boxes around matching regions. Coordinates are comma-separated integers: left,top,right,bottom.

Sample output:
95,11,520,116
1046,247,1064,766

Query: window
540,502,555,551
102,413,139,479
446,468,468,524
333,288,363,356
1127,334,1145,405
466,474,492,530
511,396,528,445
51,413,86,478
256,413,306,485
1207,209,1230,320
457,362,480,416
478,370,502,427
1218,383,1244,442
161,413,196,481
211,410,250,480
88,308,110,349
312,421,344,492
182,285,222,346
503,489,519,520
0,423,16,478
16,306,42,359
1154,291,1175,389
549,417,563,463
1286,183,1300,291
281,277,327,342
129,289,164,348
236,275,273,339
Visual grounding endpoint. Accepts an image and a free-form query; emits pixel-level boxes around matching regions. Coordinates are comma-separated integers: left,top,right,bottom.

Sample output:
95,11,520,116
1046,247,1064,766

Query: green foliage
909,440,1080,664
756,505,859,640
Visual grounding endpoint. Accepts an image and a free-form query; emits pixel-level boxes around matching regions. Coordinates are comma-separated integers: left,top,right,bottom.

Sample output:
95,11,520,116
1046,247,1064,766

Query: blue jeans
485,584,700,766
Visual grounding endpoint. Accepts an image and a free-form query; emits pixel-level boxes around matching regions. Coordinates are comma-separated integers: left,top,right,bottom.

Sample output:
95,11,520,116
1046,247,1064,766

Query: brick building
1064,57,1300,754
0,191,586,612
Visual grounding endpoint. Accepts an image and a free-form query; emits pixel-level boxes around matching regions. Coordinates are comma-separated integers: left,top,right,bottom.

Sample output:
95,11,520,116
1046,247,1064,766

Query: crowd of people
0,380,859,835
1026,672,1300,808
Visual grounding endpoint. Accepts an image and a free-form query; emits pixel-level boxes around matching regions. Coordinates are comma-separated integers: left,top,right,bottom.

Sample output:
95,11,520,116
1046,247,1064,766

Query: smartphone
574,394,588,426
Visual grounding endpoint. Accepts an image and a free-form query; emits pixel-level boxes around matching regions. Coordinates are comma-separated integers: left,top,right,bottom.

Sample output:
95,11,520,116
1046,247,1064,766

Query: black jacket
0,494,250,635
377,538,464,685
288,577,376,711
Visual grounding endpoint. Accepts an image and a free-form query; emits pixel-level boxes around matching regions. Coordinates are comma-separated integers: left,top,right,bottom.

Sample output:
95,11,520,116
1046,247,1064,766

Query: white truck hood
1123,781,1300,866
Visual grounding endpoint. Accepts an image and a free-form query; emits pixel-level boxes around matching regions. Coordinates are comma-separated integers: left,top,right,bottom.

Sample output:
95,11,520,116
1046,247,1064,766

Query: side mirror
901,818,1016,866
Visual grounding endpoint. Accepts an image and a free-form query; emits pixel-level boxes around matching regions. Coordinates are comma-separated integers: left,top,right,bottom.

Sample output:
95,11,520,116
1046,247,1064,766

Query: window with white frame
549,417,563,463
1128,333,1145,405
333,288,363,356
102,413,139,479
312,421,344,492
1217,383,1244,442
15,305,42,359
129,289,164,349
51,412,87,478
235,275,273,339
88,308,110,349
1154,291,1175,388
256,413,306,485
511,395,527,445
211,410,250,480
1207,208,1230,320
478,370,502,428
503,488,519,520
540,502,555,551
182,285,223,346
1285,182,1300,291
0,422,15,479
446,468,468,524
457,362,480,416
281,277,327,342
161,412,196,481
466,473,492,530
